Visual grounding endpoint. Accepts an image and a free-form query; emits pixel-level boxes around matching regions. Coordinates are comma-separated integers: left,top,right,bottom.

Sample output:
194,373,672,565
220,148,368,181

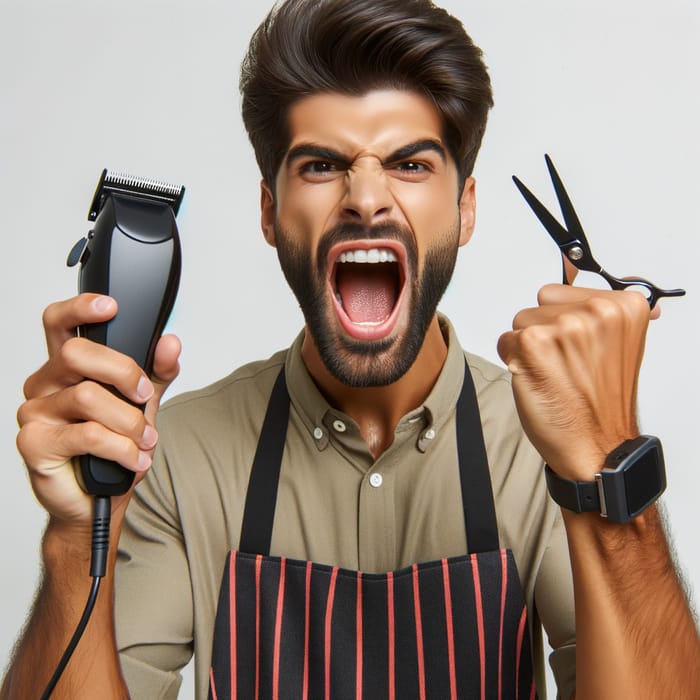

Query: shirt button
369,473,383,488
332,419,347,433
313,427,324,440
424,428,436,440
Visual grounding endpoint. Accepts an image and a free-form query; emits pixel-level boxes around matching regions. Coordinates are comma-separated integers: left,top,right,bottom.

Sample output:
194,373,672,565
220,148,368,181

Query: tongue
336,264,398,323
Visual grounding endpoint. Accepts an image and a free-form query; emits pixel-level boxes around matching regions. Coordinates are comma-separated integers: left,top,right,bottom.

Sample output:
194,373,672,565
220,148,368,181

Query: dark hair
240,0,493,191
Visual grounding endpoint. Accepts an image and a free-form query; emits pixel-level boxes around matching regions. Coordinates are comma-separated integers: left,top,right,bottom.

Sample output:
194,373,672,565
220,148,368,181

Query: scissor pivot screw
567,246,584,261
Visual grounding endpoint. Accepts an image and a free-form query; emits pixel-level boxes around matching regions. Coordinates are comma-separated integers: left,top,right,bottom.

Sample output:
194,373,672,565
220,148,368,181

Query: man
3,0,699,698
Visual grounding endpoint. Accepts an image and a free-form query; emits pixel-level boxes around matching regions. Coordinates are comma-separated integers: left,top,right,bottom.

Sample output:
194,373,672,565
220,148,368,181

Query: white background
1,1,697,697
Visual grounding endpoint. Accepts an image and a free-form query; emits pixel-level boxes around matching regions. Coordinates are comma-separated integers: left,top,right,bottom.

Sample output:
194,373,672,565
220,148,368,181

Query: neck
301,316,448,459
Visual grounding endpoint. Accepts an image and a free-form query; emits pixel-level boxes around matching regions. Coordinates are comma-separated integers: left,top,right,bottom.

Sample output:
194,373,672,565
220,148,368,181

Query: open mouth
328,241,407,340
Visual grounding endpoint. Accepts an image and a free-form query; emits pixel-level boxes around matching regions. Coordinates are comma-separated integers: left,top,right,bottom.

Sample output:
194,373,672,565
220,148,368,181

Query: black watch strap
544,435,665,523
544,465,600,513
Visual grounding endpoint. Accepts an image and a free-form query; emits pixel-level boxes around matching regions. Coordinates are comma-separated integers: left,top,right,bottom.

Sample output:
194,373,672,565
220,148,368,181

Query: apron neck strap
455,359,500,553
239,360,499,556
238,367,290,556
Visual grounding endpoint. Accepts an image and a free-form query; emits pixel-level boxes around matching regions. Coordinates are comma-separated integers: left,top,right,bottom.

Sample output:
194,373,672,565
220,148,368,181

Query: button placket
358,461,394,571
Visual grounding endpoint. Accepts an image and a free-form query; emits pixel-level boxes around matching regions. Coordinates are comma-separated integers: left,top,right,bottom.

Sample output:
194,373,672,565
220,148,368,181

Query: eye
299,160,341,178
395,161,427,172
390,160,433,181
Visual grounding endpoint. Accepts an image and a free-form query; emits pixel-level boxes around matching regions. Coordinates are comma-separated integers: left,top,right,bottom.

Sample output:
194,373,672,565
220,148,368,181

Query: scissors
512,154,685,309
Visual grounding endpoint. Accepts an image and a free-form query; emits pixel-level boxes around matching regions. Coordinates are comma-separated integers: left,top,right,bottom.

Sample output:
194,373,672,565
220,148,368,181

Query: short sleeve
115,443,194,699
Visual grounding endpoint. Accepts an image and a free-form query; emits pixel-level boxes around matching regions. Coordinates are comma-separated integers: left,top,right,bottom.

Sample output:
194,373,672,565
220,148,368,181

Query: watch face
623,445,664,515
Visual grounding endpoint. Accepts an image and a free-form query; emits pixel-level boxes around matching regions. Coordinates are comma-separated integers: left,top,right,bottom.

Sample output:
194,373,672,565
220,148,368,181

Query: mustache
316,222,417,273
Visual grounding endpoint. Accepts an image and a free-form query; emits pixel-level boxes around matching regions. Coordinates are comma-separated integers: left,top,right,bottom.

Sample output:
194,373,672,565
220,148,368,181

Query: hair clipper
67,170,184,496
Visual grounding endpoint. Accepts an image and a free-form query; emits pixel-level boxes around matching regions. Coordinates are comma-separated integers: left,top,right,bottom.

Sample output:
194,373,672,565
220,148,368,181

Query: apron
208,365,537,700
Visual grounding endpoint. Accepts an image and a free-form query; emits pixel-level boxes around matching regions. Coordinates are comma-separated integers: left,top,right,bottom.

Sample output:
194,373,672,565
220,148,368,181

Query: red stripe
441,559,458,700
210,667,219,700
272,557,286,700
515,605,528,700
529,678,537,700
470,553,486,700
387,572,395,700
412,564,427,700
229,551,237,700
356,571,363,700
498,549,508,700
302,561,312,700
324,567,339,700
255,555,262,700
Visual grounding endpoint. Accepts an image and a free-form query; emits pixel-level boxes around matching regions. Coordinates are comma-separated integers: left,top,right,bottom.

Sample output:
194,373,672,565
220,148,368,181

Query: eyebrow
285,139,447,168
286,144,351,168
384,139,447,164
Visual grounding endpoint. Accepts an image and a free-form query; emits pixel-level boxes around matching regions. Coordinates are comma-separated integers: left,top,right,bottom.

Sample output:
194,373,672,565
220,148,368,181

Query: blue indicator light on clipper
67,169,185,496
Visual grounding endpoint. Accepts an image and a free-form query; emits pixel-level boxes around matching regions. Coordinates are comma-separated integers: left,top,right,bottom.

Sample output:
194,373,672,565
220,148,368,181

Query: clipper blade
88,169,185,221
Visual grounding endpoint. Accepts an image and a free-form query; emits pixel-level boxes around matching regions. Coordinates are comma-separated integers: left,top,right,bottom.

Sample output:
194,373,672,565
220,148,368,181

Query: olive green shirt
116,317,576,699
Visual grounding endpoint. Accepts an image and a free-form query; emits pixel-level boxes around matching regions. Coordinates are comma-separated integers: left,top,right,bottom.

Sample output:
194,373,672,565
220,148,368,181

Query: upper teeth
338,248,398,263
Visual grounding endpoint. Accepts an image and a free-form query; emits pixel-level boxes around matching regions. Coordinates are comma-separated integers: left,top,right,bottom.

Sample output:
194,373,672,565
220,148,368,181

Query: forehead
285,89,446,157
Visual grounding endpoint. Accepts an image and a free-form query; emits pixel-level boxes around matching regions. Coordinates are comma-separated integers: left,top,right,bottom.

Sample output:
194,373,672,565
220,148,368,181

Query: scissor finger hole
622,284,653,301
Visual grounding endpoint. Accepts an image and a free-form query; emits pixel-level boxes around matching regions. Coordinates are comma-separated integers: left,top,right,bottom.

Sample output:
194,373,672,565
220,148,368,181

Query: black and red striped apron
208,365,537,699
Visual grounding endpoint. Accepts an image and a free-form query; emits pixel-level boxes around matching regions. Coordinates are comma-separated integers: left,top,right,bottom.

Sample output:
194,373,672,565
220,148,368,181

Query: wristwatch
544,435,666,523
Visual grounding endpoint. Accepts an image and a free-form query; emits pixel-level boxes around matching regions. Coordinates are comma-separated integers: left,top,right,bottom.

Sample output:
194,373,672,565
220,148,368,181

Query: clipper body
68,171,184,496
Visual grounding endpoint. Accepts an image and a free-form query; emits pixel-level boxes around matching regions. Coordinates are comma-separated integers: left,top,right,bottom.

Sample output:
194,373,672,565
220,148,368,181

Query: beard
275,219,460,387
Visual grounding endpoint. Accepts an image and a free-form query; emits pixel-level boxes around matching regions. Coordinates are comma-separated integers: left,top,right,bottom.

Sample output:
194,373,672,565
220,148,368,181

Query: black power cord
40,495,112,699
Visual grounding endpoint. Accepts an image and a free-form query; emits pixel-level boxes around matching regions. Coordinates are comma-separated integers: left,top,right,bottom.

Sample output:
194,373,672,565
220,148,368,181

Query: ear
260,179,276,247
458,176,476,247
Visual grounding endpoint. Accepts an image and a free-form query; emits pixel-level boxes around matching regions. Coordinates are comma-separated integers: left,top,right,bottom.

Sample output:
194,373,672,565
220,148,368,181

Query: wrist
42,508,123,573
547,429,640,483
43,518,92,562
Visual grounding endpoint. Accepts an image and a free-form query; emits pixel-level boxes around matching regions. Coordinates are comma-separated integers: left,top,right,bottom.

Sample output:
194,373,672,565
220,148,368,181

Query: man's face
261,90,476,387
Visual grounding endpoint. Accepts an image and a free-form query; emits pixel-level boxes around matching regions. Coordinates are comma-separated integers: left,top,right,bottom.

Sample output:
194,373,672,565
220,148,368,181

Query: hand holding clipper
67,170,184,496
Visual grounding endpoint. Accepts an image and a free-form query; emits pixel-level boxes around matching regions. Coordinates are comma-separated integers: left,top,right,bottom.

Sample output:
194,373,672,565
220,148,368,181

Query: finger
537,282,655,319
562,254,579,285
42,294,118,356
498,323,571,377
537,283,604,306
18,382,159,451
511,297,624,331
23,336,154,404
496,328,520,371
18,420,153,476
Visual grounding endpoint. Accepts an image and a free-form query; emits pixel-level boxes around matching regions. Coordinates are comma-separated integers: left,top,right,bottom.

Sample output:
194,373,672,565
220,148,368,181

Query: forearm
1,523,128,700
564,505,700,699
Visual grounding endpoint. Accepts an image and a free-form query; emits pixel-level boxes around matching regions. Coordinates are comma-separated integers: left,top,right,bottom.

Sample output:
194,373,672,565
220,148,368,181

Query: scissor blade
544,154,588,247
512,175,573,247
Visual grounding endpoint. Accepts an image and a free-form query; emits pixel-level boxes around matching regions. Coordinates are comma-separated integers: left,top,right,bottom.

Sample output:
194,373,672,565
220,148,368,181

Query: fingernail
141,425,158,449
137,451,152,470
137,376,154,402
93,295,112,312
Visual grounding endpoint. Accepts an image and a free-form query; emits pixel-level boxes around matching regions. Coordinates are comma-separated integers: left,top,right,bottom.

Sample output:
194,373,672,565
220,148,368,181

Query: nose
341,161,394,226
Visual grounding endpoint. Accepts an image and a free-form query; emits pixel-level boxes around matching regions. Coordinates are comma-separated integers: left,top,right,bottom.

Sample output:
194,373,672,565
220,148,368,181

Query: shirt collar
284,314,466,453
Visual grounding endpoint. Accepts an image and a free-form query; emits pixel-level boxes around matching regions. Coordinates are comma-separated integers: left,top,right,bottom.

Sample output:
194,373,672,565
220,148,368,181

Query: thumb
145,334,181,422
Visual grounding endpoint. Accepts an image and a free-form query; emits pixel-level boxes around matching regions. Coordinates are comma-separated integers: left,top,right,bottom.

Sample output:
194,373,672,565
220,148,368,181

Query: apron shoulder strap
456,359,500,553
238,366,290,555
